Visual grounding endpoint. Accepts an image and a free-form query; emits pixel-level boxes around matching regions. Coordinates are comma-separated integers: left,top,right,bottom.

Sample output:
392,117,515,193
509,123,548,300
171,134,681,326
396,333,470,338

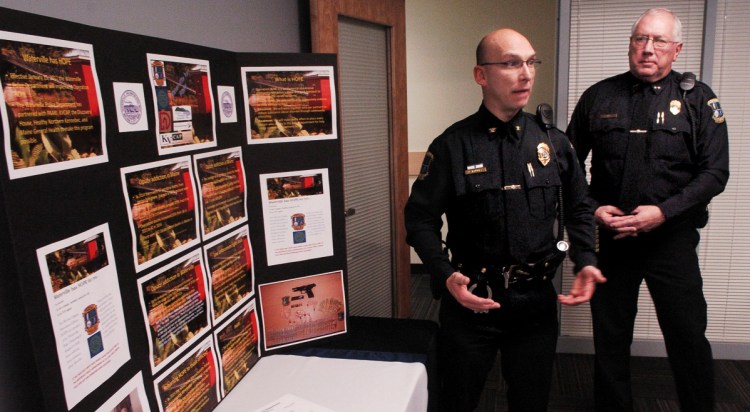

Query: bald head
476,29,533,65
473,29,537,121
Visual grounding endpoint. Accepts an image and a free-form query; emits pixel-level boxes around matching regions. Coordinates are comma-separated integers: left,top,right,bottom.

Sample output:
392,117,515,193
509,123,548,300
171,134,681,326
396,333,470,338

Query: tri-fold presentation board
0,7,349,412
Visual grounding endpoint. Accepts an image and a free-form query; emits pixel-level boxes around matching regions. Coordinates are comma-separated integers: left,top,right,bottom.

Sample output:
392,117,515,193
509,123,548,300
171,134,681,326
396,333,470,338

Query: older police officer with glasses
406,28,604,412
567,8,729,412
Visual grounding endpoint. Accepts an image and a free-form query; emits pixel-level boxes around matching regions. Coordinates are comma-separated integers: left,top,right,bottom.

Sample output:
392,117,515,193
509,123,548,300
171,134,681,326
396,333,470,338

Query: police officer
405,28,605,412
566,8,730,412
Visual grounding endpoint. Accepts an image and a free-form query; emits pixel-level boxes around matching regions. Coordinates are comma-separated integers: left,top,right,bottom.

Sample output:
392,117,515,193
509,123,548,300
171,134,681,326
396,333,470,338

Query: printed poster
260,169,334,266
214,302,260,397
242,66,336,144
203,226,254,323
137,252,210,373
121,156,200,272
153,337,220,412
95,373,151,412
193,147,247,240
36,224,130,409
258,271,346,351
0,31,107,179
147,53,216,155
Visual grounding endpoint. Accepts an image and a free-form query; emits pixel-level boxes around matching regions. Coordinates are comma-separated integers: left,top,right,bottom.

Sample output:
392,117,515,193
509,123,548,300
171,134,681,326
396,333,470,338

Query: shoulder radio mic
680,72,696,92
536,103,554,129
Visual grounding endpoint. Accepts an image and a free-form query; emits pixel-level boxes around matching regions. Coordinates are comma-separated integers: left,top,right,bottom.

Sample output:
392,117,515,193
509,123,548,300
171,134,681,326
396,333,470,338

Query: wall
0,0,304,52
405,0,558,263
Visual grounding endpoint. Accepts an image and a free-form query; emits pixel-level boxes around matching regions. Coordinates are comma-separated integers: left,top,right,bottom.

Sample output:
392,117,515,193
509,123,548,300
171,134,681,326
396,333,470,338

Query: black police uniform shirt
405,104,597,286
567,70,729,228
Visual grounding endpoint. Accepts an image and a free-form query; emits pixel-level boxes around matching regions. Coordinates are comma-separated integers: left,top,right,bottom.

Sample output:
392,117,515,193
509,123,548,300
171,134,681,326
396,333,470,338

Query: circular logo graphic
221,91,234,118
159,110,172,132
119,90,142,125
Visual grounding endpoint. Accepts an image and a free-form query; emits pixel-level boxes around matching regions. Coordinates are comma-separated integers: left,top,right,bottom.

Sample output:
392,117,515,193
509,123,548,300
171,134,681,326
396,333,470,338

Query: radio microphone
680,72,696,92
536,103,554,129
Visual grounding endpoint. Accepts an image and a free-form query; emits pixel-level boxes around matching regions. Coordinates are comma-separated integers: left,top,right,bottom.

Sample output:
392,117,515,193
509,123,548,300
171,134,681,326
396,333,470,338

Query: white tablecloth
214,354,428,412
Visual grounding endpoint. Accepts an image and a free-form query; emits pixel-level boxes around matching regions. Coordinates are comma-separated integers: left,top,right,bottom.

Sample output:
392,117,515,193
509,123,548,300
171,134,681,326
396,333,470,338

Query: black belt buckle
502,265,517,289
502,264,536,289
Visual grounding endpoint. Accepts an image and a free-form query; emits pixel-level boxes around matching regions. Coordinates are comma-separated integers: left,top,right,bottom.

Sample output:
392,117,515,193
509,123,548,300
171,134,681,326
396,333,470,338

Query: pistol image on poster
292,283,316,298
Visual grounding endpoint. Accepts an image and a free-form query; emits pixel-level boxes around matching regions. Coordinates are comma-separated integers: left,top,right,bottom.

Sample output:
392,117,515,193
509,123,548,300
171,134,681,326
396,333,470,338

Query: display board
0,7,348,412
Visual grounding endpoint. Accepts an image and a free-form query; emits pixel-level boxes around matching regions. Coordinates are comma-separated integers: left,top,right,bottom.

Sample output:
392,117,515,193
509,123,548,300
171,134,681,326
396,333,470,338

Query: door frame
309,0,410,318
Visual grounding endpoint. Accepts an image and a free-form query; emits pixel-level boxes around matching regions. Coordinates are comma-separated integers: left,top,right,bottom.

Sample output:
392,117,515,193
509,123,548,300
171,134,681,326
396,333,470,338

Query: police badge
537,143,551,166
670,100,681,115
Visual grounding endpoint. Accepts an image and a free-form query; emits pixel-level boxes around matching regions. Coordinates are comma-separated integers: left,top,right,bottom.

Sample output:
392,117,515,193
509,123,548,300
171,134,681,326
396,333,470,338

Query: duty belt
457,251,565,295
459,264,544,291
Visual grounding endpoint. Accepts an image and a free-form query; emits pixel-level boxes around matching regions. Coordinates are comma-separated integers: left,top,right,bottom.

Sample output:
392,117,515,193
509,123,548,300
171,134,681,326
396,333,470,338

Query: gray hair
631,8,683,43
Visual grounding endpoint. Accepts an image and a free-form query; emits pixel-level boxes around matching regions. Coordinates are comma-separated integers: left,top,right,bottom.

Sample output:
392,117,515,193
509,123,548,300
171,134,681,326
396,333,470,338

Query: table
214,354,428,412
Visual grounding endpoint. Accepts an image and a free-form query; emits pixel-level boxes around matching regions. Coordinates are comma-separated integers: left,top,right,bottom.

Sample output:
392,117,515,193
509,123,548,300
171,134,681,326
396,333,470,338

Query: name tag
464,163,487,175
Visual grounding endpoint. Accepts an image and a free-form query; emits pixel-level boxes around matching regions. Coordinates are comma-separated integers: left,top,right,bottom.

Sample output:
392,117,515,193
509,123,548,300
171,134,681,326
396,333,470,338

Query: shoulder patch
418,151,434,180
707,98,725,123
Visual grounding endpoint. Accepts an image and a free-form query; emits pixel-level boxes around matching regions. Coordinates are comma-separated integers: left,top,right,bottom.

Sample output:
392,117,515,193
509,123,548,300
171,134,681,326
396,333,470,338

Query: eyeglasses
630,35,679,49
479,59,542,70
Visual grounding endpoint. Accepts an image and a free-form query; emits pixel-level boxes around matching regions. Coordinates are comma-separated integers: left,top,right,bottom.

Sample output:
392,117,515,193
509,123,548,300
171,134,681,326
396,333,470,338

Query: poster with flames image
153,337,219,412
241,66,336,144
203,226,254,323
147,53,216,155
193,147,247,240
0,30,107,179
121,156,199,273
258,270,346,351
213,301,260,397
137,251,210,373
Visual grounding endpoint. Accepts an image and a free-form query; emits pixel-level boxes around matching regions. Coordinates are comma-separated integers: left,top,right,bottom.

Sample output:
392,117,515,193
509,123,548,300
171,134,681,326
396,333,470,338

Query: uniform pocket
455,170,506,221
523,164,560,219
651,113,692,162
454,164,504,222
590,116,629,160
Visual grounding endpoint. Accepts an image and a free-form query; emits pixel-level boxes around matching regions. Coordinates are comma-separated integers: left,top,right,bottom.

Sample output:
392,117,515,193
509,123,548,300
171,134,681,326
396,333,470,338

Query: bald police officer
406,28,605,412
